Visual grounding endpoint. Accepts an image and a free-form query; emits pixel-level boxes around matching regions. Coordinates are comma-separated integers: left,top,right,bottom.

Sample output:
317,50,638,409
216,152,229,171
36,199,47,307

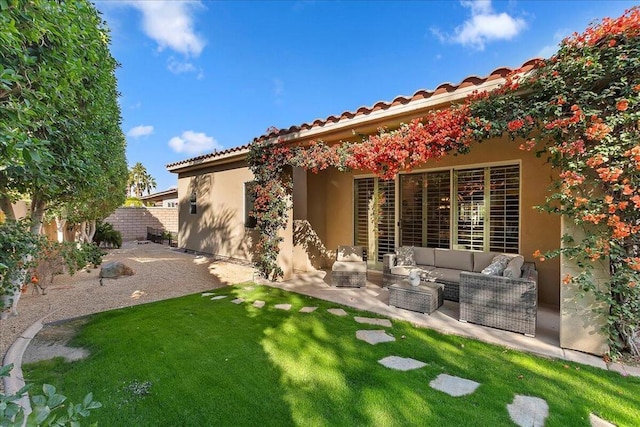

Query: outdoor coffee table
388,281,444,314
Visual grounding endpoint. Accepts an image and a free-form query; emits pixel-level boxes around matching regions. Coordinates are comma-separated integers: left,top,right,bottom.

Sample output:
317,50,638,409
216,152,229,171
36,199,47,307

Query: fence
104,207,178,242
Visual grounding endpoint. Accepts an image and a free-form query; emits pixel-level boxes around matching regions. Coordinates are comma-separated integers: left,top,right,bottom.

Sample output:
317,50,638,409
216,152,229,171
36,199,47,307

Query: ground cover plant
23,285,640,426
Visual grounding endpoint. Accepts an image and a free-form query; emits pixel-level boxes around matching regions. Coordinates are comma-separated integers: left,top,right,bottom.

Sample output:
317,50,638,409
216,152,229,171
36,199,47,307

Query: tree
127,162,157,198
0,0,127,234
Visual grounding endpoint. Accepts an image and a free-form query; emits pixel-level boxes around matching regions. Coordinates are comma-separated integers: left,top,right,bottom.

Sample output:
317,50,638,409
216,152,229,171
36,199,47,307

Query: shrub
123,197,143,207
0,364,101,426
93,221,122,248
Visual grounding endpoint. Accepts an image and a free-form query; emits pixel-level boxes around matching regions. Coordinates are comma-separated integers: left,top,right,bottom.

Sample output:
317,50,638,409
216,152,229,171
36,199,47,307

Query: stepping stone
429,374,480,397
211,296,227,300
356,330,396,345
327,308,348,316
354,316,392,327
299,306,317,313
231,298,245,304
274,303,292,311
507,395,549,427
253,300,265,308
201,292,215,297
378,356,426,371
589,413,616,427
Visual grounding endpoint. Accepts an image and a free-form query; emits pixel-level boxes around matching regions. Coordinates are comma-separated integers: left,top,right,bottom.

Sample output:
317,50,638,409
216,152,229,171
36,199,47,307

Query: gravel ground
1,241,257,363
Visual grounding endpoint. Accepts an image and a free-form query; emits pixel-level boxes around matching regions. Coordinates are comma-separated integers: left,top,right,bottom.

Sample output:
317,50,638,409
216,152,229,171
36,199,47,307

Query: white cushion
332,260,367,272
503,255,525,278
336,246,364,262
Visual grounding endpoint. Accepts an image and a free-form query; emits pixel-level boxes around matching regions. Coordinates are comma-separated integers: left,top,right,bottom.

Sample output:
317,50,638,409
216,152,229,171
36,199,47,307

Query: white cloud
273,78,284,96
168,131,221,155
536,29,568,59
128,1,206,57
433,1,527,50
167,57,205,78
127,125,154,138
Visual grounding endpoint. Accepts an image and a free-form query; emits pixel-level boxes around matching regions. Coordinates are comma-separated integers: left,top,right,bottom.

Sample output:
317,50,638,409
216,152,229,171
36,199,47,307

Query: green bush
1,364,101,426
123,197,143,207
93,221,122,248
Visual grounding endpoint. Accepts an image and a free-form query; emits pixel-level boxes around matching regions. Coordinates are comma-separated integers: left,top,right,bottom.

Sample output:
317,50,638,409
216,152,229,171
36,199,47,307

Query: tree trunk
87,220,96,243
0,195,15,220
55,217,66,242
77,221,88,243
30,197,46,235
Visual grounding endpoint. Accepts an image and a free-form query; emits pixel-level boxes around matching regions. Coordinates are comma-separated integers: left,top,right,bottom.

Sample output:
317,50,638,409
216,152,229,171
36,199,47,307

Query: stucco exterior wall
177,161,257,263
305,135,561,306
104,207,178,241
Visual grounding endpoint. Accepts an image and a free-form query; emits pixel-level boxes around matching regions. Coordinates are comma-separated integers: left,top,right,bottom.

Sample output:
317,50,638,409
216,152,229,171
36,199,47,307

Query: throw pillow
503,255,525,278
396,247,416,266
481,254,511,276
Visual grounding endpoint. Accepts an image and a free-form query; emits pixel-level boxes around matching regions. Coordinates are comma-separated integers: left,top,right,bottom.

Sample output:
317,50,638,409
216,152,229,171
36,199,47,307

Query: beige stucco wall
177,161,258,264
304,135,561,307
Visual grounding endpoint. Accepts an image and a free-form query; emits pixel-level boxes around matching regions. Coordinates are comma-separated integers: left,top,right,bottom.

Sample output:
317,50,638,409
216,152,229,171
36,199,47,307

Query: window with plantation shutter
354,178,374,250
425,171,451,248
489,165,520,253
400,174,423,247
455,168,486,251
376,179,396,262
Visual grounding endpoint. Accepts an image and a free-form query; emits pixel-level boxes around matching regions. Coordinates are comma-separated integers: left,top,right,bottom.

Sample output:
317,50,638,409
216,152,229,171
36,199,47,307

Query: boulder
99,261,135,285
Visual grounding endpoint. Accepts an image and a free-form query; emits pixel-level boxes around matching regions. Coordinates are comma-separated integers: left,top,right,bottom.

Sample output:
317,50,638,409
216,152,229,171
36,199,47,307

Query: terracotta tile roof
166,58,539,170
166,144,251,169
256,59,539,141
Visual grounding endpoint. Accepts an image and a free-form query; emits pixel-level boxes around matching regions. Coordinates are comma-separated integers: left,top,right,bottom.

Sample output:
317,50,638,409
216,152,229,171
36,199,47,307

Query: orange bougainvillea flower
617,99,629,111
562,274,573,285
31,275,38,284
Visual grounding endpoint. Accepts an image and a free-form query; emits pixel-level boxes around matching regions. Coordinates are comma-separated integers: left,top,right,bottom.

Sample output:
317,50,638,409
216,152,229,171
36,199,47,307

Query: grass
24,284,640,426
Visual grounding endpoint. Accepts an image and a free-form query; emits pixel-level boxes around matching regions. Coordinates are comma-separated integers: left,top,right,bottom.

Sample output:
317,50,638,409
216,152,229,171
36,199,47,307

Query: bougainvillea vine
248,7,640,356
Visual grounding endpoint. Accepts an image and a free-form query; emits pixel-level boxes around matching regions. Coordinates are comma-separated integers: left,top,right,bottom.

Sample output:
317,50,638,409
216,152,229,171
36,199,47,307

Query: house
166,58,608,355
140,188,179,207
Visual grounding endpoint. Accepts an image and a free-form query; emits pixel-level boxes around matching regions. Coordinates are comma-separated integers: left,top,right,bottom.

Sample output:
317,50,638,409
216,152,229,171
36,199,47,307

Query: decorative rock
507,395,549,427
327,308,348,316
231,298,245,304
356,330,396,345
211,296,227,300
99,261,134,285
589,413,617,427
201,292,215,297
378,356,426,371
253,300,265,308
429,374,480,397
274,303,292,311
354,316,392,327
299,307,318,313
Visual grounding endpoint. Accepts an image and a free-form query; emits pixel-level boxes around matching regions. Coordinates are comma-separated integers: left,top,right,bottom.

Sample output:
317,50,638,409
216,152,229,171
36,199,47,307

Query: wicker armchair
331,246,367,288
459,262,538,336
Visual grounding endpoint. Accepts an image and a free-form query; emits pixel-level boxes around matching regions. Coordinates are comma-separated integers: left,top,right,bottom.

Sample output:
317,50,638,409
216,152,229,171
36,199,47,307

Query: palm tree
127,162,157,197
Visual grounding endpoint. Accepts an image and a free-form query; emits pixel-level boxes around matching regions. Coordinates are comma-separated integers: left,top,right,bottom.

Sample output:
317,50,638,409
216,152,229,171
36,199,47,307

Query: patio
265,269,622,373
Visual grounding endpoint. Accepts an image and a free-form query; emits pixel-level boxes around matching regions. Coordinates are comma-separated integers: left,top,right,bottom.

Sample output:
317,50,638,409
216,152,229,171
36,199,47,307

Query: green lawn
24,284,640,426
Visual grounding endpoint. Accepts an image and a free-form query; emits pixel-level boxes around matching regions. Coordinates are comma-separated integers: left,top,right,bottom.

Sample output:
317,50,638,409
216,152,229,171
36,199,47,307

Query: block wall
104,207,178,241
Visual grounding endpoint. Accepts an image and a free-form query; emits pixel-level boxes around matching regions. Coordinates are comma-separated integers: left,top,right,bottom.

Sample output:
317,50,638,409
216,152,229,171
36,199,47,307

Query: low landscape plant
0,364,101,427
92,221,122,249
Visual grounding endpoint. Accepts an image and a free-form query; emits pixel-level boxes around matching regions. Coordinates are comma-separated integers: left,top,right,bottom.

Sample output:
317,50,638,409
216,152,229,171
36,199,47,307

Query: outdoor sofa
383,247,538,336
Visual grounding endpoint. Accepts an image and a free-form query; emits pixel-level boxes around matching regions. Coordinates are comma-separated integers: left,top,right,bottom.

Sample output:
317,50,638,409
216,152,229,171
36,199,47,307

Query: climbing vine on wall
248,8,640,356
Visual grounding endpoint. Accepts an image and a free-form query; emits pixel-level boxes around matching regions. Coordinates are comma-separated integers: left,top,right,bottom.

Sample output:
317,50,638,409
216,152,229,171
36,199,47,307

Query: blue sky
95,0,637,192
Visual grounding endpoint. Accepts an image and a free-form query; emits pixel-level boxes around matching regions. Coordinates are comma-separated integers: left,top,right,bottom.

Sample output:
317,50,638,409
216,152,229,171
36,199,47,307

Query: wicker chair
331,246,367,287
459,262,538,336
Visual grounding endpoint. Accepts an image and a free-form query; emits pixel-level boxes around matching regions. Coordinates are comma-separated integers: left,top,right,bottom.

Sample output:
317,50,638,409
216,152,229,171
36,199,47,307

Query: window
397,164,520,253
244,182,258,228
189,192,197,214
353,177,396,264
